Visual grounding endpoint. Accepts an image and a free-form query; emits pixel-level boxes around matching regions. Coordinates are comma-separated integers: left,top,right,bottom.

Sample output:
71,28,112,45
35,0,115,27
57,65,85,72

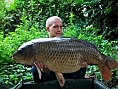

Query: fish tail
99,54,118,82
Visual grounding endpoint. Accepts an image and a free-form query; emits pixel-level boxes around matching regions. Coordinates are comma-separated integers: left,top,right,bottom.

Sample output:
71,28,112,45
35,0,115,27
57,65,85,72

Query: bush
0,0,117,88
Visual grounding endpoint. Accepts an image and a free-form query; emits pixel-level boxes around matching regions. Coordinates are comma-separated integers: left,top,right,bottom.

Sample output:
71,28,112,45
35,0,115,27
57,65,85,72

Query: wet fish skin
12,37,118,83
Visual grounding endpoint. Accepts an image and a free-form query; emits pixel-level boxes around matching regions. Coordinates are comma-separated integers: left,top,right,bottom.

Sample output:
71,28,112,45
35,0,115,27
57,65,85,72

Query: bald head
46,16,62,28
45,16,63,38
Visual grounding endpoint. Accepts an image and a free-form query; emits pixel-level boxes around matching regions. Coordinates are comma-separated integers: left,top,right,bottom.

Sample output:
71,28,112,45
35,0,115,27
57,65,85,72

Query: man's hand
81,62,88,68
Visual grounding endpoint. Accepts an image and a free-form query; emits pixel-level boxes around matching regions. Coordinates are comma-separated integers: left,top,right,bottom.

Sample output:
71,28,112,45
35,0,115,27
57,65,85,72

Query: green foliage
83,0,118,40
64,25,118,87
0,20,48,87
1,0,118,40
1,0,86,36
0,0,6,20
0,21,47,63
0,19,116,88
0,0,118,88
0,0,6,31
0,63,32,87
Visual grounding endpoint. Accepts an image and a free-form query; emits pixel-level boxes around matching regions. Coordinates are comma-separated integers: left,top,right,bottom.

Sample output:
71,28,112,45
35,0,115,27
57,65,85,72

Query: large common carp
12,37,118,86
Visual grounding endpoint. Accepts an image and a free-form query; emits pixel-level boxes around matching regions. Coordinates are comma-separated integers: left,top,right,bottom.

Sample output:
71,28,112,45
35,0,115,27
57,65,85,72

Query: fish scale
33,38,99,73
13,37,118,83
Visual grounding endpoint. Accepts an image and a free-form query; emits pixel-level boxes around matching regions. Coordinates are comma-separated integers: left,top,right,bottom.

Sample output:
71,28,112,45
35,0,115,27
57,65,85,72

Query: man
31,16,87,84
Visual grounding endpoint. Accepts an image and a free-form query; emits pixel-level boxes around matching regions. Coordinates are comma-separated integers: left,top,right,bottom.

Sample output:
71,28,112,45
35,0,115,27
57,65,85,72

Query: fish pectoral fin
37,68,42,79
55,72,65,87
34,62,42,79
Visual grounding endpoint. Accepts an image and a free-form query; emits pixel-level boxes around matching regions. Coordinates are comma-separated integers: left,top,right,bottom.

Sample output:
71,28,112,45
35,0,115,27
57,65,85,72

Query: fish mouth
12,53,16,60
12,51,18,60
12,55,19,63
12,56,15,60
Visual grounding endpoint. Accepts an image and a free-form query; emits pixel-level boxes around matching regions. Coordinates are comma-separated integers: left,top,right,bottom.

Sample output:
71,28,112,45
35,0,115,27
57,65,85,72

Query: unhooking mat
11,78,110,89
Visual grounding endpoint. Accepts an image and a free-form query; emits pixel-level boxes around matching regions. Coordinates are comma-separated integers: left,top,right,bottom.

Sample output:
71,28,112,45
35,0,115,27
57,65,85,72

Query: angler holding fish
33,16,87,86
13,16,87,87
12,16,118,87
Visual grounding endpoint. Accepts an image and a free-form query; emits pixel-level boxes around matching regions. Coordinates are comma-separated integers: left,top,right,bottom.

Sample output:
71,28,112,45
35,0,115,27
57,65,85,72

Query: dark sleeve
31,66,57,83
70,68,86,79
31,66,86,83
31,66,47,83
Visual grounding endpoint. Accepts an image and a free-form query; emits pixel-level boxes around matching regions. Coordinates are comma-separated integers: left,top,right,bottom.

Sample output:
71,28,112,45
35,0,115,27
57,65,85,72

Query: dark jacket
31,67,86,83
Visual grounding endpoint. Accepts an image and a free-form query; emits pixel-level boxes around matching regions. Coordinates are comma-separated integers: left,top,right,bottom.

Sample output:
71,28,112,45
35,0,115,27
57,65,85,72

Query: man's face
47,19,62,37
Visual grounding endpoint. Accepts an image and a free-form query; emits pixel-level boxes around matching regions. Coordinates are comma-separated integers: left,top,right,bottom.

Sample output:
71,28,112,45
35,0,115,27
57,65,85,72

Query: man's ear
46,27,50,32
